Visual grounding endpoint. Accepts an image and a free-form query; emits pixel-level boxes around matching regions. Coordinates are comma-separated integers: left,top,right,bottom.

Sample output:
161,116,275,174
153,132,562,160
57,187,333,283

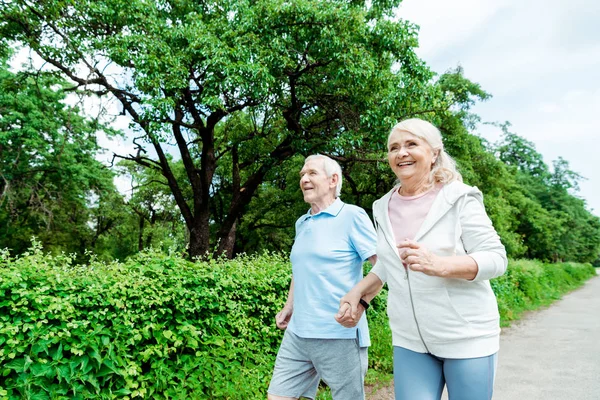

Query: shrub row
0,243,596,399
491,259,596,326
0,243,290,399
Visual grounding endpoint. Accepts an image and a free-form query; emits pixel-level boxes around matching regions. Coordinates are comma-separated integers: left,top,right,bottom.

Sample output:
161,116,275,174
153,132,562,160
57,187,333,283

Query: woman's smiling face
387,130,437,184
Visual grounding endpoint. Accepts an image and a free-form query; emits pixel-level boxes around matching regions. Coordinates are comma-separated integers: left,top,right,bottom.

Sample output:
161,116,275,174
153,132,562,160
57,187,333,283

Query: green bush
0,244,595,399
491,259,596,326
363,265,392,376
0,242,290,399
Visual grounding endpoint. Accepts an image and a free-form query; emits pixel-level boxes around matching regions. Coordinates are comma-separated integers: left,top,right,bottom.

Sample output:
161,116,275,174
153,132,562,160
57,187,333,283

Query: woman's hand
398,239,479,280
398,239,446,277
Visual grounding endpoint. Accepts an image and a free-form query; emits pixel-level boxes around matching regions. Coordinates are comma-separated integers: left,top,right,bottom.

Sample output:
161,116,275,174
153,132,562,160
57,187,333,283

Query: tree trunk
138,214,145,251
145,212,157,249
187,211,211,259
216,219,237,258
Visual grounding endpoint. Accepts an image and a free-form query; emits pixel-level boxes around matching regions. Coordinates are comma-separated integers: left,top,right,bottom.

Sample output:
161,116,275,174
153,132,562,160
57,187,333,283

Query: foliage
0,243,291,398
493,124,600,262
363,264,393,374
228,66,600,266
0,0,442,258
0,53,120,260
100,160,189,260
236,66,504,254
430,112,528,258
1,246,595,398
1,2,597,264
491,259,596,326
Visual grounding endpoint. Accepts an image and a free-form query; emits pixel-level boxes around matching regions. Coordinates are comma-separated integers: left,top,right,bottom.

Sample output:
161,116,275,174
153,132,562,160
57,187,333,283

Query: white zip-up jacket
371,181,508,358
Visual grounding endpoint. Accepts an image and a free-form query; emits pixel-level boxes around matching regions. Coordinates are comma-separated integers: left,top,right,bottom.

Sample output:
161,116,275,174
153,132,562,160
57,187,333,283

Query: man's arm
275,277,294,330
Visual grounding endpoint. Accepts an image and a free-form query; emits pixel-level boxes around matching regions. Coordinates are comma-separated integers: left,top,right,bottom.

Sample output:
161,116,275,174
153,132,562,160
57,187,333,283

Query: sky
397,0,600,215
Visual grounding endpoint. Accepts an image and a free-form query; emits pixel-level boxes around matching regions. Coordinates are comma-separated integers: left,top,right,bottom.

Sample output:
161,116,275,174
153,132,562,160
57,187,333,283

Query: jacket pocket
447,281,500,324
411,287,474,342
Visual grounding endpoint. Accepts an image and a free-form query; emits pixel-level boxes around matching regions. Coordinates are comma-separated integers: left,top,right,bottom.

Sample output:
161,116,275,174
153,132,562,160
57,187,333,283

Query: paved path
368,273,600,400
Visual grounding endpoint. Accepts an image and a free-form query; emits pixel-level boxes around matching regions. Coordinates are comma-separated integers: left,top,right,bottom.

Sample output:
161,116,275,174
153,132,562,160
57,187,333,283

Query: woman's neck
398,177,433,197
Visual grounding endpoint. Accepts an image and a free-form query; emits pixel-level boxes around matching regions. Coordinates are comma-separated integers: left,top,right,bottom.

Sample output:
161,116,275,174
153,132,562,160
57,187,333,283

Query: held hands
275,306,293,330
398,239,447,277
334,290,364,328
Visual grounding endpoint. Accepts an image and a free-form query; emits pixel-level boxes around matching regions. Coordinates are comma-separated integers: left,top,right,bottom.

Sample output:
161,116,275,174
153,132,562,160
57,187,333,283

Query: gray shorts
268,330,368,400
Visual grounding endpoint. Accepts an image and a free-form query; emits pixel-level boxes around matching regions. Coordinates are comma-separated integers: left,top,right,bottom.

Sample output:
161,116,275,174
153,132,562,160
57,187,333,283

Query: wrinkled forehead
388,129,423,146
301,158,326,174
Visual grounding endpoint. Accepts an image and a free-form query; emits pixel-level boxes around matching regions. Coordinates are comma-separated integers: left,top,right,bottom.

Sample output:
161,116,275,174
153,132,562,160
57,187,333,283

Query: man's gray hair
305,154,343,197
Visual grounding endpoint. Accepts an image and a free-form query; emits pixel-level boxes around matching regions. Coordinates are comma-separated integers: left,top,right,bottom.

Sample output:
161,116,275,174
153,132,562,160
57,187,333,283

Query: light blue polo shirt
287,198,377,347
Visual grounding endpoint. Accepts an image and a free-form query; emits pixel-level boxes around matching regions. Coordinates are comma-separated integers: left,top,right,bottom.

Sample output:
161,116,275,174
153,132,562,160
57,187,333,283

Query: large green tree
0,53,119,256
234,68,514,254
494,127,600,262
114,159,188,255
0,0,441,258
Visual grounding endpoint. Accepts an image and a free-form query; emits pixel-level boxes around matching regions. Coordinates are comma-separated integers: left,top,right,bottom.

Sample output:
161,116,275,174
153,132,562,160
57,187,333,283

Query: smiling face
299,158,337,207
387,130,438,187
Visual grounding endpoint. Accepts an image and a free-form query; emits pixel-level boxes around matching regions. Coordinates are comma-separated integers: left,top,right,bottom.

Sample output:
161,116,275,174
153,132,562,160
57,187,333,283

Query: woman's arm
335,272,384,327
399,240,479,280
458,194,508,280
398,193,507,281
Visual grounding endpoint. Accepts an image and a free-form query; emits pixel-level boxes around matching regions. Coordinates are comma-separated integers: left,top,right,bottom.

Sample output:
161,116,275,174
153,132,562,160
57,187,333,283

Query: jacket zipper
406,269,430,353
376,215,430,353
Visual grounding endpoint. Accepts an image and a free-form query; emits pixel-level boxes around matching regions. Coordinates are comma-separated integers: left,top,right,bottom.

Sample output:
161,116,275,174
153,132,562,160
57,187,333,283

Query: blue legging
393,346,497,400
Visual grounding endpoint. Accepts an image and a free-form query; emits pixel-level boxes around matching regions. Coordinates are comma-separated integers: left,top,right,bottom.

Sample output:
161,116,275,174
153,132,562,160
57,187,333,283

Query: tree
493,127,600,262
0,52,119,257
494,123,549,179
116,159,188,254
233,67,510,254
0,0,442,258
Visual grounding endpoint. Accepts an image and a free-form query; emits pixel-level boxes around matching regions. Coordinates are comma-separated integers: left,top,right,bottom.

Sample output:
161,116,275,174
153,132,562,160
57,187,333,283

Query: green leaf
30,363,54,377
113,388,132,396
4,358,25,372
52,343,63,361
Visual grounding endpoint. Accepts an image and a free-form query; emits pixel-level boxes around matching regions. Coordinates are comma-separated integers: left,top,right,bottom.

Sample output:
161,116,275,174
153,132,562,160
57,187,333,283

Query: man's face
299,159,336,204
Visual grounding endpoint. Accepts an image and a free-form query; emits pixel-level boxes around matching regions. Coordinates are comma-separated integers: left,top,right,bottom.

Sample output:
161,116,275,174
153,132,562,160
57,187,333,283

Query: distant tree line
0,0,598,264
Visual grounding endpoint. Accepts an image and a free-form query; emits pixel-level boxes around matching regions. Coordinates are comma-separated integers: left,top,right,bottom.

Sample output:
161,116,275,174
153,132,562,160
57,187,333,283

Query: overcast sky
397,0,600,215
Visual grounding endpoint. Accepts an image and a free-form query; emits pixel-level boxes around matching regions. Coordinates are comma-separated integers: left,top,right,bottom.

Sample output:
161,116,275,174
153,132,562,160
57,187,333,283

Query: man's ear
330,173,339,187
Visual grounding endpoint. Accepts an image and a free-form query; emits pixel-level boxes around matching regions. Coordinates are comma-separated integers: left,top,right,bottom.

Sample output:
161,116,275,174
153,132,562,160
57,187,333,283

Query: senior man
267,154,378,400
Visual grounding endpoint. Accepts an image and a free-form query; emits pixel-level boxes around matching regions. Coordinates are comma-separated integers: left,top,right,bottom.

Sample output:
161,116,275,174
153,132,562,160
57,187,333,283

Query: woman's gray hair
389,118,462,184
305,154,343,197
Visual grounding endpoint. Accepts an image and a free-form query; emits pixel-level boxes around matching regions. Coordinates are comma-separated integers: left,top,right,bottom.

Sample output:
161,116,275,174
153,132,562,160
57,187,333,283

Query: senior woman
336,118,507,400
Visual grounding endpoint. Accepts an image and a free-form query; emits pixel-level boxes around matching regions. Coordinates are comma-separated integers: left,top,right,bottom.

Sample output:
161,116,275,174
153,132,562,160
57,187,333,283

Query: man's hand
275,306,293,330
334,273,383,328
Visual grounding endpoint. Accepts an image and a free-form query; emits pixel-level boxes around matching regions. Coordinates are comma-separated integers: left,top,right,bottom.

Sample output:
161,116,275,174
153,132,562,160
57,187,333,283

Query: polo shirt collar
304,197,344,218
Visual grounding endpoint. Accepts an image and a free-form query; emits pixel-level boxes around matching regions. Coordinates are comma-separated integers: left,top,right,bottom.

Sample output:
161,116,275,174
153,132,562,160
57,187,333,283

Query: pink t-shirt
388,185,441,250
